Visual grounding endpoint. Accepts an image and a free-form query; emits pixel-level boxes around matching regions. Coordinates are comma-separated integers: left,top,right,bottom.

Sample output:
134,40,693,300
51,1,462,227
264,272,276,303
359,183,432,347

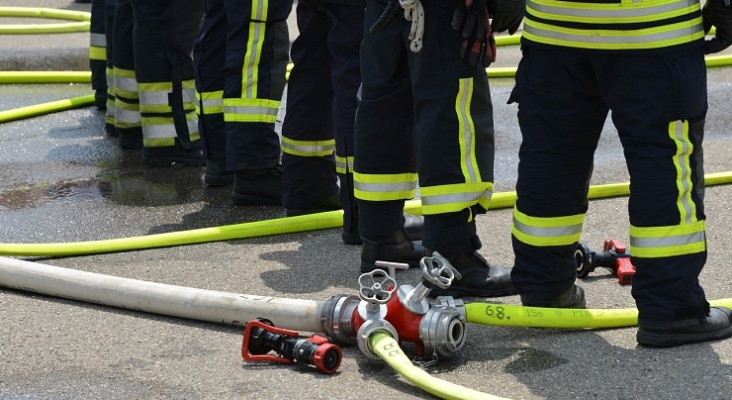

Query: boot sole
637,325,732,348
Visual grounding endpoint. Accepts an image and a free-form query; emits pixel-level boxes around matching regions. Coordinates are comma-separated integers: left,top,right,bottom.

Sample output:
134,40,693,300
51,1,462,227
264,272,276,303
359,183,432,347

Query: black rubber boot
428,252,517,298
360,228,426,273
637,306,732,348
521,285,586,308
119,128,143,149
343,212,424,246
143,141,206,167
286,193,342,216
95,89,107,110
204,159,235,187
232,166,283,205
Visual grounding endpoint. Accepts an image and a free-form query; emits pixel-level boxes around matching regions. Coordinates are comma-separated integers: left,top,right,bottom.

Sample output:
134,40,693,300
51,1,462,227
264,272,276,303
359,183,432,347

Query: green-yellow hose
0,7,90,34
3,172,732,257
370,331,513,400
466,298,732,329
0,94,94,123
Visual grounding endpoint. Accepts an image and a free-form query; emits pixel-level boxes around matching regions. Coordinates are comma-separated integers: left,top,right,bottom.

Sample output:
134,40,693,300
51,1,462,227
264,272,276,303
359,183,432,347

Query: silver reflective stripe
201,97,223,108
421,191,487,206
528,0,697,20
513,218,583,238
224,105,279,117
336,157,353,172
671,121,695,225
281,141,335,154
90,33,106,47
139,88,196,106
630,231,705,248
524,24,703,46
114,108,141,124
354,181,417,194
115,76,138,92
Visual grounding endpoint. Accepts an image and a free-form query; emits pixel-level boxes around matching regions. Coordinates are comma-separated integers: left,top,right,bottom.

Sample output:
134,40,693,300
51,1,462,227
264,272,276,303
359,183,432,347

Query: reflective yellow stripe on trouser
523,0,704,50
139,80,200,147
89,32,106,61
336,155,354,175
630,119,706,258
223,2,280,124
512,208,585,247
196,90,224,116
354,172,418,201
281,137,335,157
421,77,492,215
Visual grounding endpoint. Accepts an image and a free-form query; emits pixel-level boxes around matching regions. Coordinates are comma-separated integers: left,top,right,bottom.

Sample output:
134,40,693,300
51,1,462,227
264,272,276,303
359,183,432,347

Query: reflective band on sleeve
630,220,706,258
281,137,335,157
512,207,585,247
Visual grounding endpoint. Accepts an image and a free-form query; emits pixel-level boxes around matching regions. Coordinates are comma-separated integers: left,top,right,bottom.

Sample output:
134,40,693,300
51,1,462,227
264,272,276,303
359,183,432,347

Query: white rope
399,0,424,52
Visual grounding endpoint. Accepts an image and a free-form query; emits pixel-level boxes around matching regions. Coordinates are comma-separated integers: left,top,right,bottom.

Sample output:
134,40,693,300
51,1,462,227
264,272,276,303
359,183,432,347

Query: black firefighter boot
428,251,517,298
521,284,587,308
637,306,732,348
360,228,426,273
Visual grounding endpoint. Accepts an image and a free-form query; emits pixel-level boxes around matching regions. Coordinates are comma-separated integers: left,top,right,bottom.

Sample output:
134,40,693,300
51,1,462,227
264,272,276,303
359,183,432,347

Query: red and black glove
703,0,732,54
489,0,526,35
452,0,497,67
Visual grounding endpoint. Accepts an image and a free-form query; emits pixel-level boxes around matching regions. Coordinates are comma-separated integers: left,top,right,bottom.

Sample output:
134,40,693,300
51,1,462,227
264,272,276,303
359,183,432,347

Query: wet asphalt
2,1,732,400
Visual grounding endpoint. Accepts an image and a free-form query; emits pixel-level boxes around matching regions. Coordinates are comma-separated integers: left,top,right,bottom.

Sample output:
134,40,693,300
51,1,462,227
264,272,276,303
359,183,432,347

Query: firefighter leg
130,0,205,166
510,47,607,305
195,0,233,185
281,0,340,215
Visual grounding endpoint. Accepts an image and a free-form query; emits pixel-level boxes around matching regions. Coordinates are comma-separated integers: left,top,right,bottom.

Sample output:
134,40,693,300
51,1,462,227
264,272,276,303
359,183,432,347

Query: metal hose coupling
321,294,360,346
420,297,467,358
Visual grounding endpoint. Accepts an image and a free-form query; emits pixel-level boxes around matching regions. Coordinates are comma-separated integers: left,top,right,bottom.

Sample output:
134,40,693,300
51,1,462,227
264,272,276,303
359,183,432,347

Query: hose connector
321,294,360,345
419,304,467,358
357,319,399,359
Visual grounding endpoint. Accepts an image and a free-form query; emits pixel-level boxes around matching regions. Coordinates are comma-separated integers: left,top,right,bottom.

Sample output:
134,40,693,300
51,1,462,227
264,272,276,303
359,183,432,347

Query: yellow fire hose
370,331,513,400
465,298,732,329
0,7,90,34
3,8,732,400
2,171,732,257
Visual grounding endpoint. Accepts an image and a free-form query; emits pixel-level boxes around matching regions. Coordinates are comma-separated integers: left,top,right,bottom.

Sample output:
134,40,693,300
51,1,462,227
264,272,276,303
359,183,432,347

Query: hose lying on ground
369,331,513,400
2,172,732,257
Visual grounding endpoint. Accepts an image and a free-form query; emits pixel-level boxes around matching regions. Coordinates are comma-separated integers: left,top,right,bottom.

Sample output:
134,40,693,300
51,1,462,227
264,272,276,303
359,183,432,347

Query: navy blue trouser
194,0,292,171
281,0,364,233
510,45,709,323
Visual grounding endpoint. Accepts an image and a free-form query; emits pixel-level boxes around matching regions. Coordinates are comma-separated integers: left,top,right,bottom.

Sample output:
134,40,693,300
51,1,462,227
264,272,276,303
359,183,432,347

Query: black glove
702,0,732,54
489,0,526,35
452,0,497,67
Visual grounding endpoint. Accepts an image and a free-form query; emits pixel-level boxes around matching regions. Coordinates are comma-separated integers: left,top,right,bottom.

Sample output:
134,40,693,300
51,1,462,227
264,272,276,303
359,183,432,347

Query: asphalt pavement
2,1,732,400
